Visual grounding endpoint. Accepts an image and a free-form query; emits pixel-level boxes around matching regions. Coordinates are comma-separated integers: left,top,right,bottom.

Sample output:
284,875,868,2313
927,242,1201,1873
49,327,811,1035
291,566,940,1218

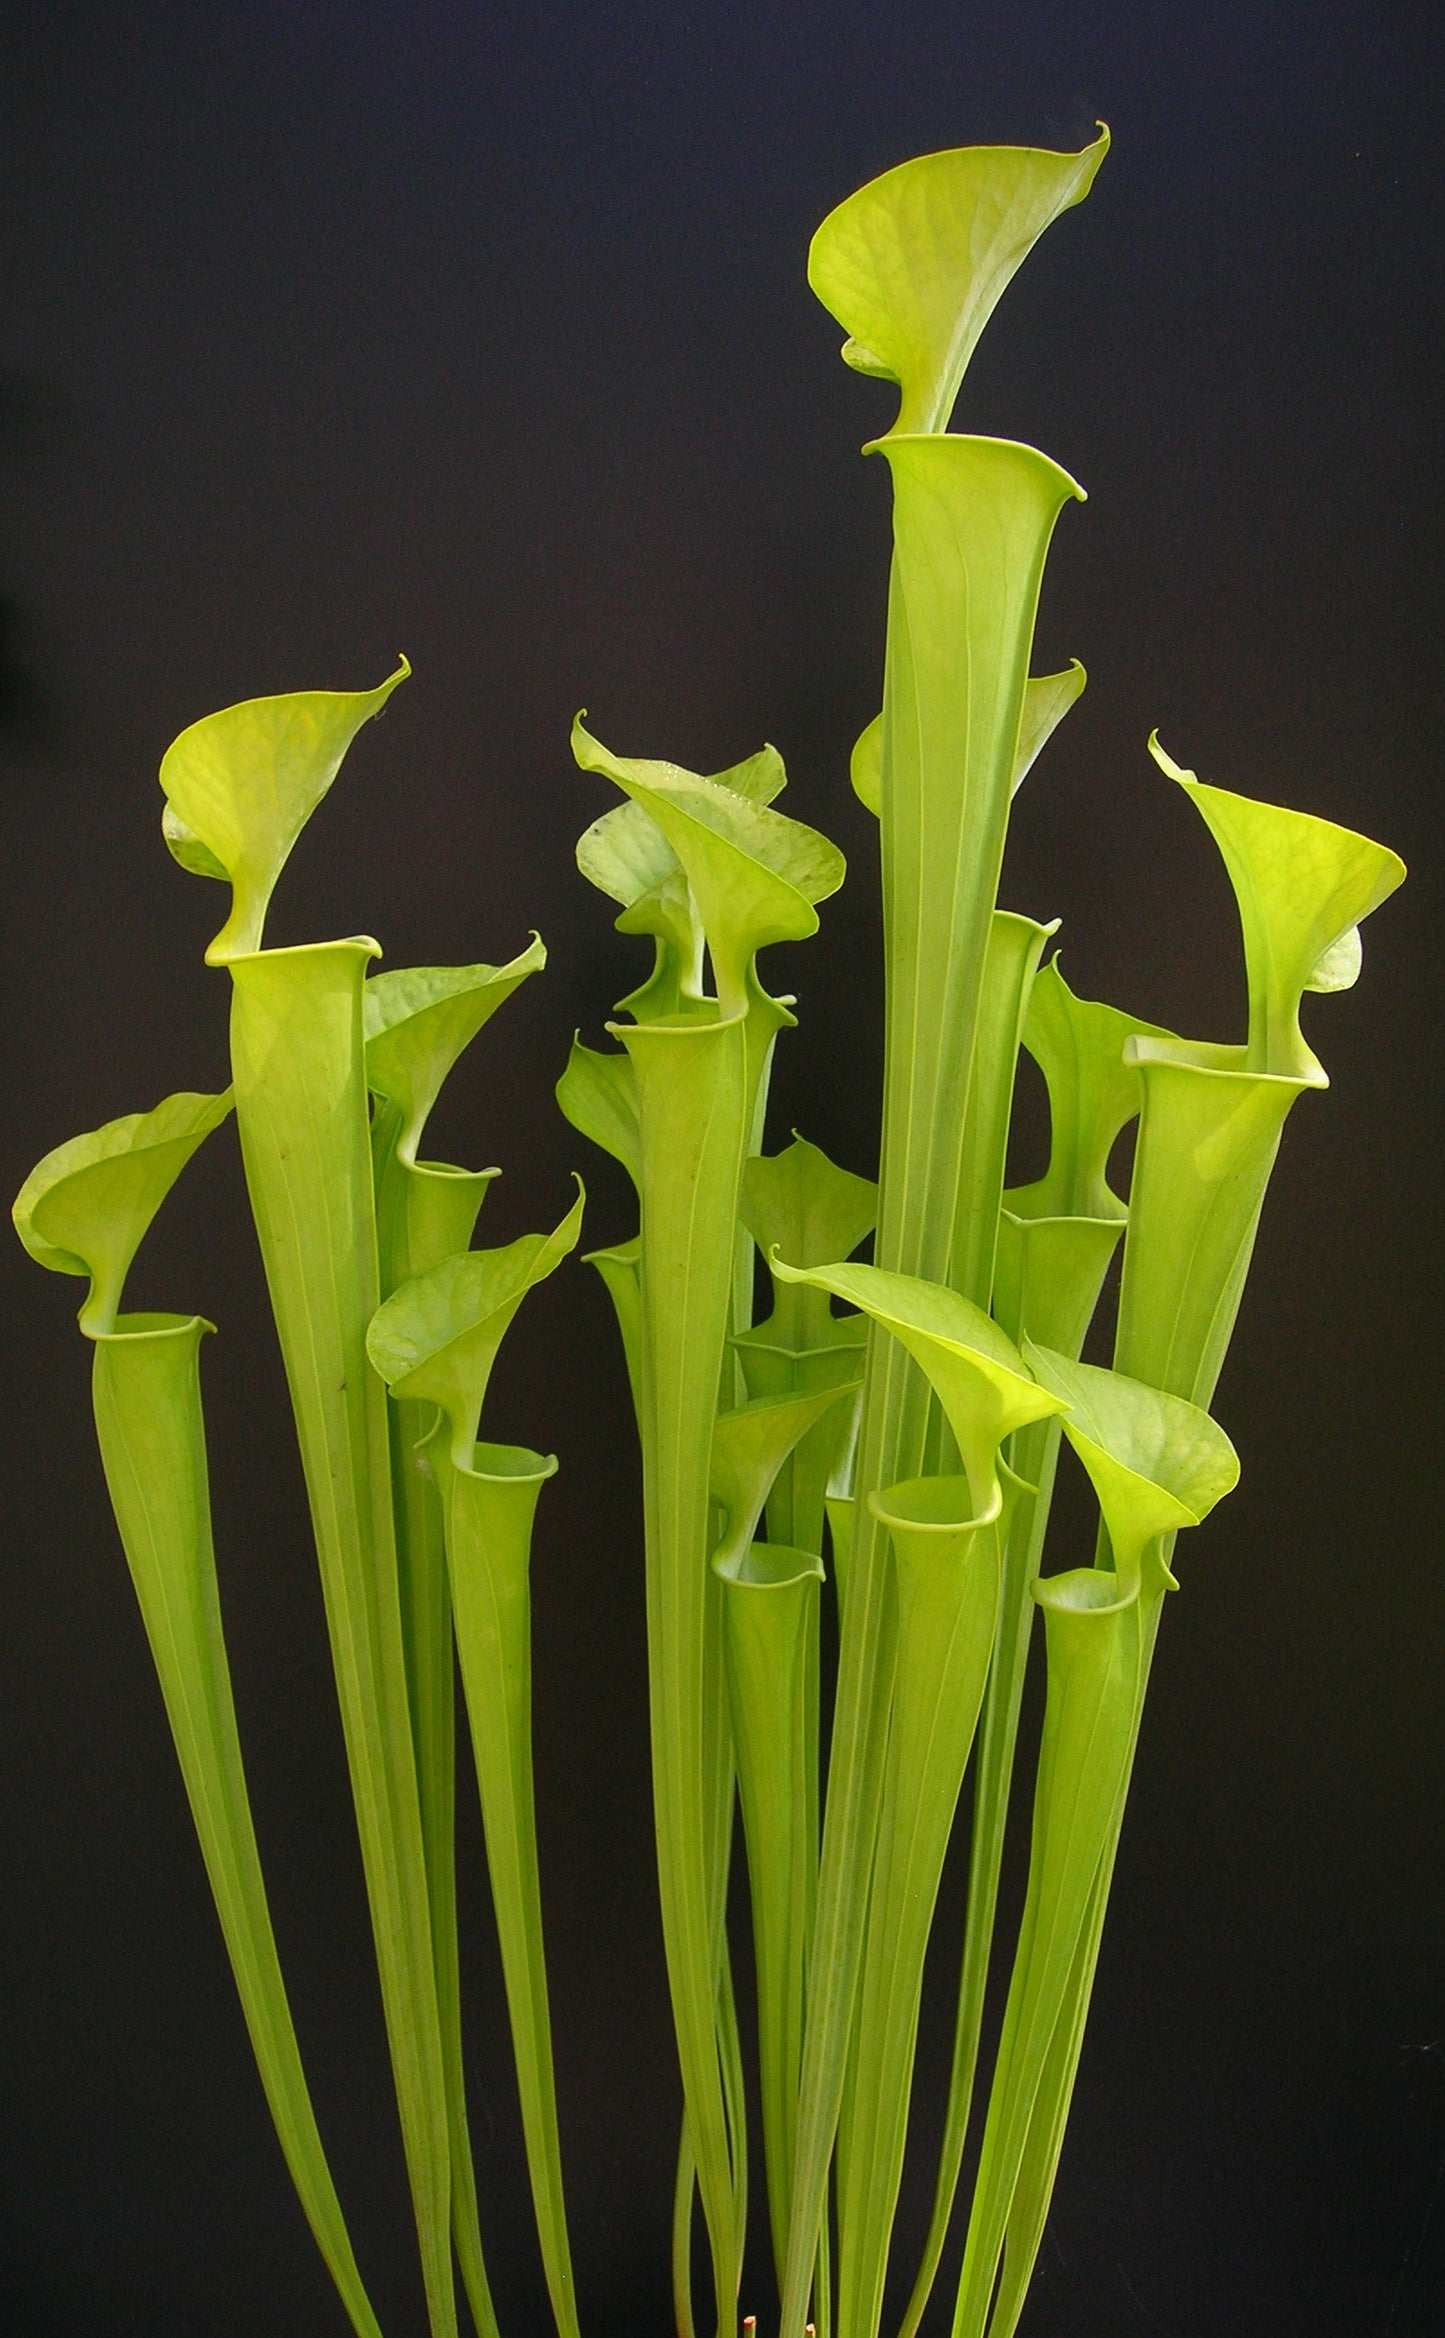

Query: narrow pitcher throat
222,933,384,980
91,1309,213,1348
1127,1029,1325,1093
867,426,1086,508
608,976,787,1045
451,1440,556,1492
870,1468,1006,1545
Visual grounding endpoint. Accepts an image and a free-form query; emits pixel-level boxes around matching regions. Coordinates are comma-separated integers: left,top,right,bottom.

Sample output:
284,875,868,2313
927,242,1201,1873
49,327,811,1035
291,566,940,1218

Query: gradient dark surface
1,5,1442,2333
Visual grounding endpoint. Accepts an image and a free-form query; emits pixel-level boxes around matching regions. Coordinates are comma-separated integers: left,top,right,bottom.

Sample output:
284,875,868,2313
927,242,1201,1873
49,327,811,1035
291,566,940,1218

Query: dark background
1,3,1441,2333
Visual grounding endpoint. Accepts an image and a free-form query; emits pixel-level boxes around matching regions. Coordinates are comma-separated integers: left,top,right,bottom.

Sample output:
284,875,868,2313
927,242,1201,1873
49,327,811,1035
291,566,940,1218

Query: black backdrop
1,5,1441,2333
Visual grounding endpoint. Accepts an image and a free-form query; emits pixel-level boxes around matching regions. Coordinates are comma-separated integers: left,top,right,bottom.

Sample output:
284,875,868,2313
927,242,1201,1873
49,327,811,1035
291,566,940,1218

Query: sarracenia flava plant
15,128,1404,2338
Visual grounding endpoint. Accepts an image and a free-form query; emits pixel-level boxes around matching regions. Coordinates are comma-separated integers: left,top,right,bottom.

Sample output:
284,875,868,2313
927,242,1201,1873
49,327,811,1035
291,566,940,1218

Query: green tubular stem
717,1542,825,2290
588,1237,644,1426
899,1211,1124,2338
946,1080,1268,2338
926,909,1056,1480
732,1136,875,1556
672,1994,748,2338
227,937,457,2338
825,1497,855,1620
986,1582,1171,2338
673,2127,699,2338
672,1965,749,2338
440,1440,580,2338
570,723,835,2329
833,1476,1005,2338
782,434,1081,2338
619,1007,750,2331
924,1054,1291,2336
778,1364,863,1561
709,1378,847,2322
990,1213,1125,1362
395,1381,500,2338
951,1563,1161,2338
732,1331,867,1559
90,1314,384,2338
373,1144,500,2338
1114,1047,1310,1408
364,1195,584,2336
950,915,1057,1312
892,1441,1049,2338
947,1340,1238,2338
815,2203,834,2338
716,1944,750,2300
977,1059,1310,2316
986,1814,1117,2338
807,1576,832,2338
965,1063,1303,2333
371,1097,498,1296
730,1029,779,1407
986,1365,1234,2328
822,1478,900,2259
934,1054,1287,2331
704,1560,748,2306
783,1317,917,2338
871,438,1082,1307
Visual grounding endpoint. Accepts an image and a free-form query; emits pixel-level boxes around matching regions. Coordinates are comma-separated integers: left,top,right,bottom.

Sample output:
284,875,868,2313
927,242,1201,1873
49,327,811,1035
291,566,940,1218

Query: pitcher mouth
1125,1031,1324,1093
869,1471,1002,1538
713,1542,825,1591
216,933,382,970
463,1440,558,1485
863,430,1087,513
94,1311,215,1343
